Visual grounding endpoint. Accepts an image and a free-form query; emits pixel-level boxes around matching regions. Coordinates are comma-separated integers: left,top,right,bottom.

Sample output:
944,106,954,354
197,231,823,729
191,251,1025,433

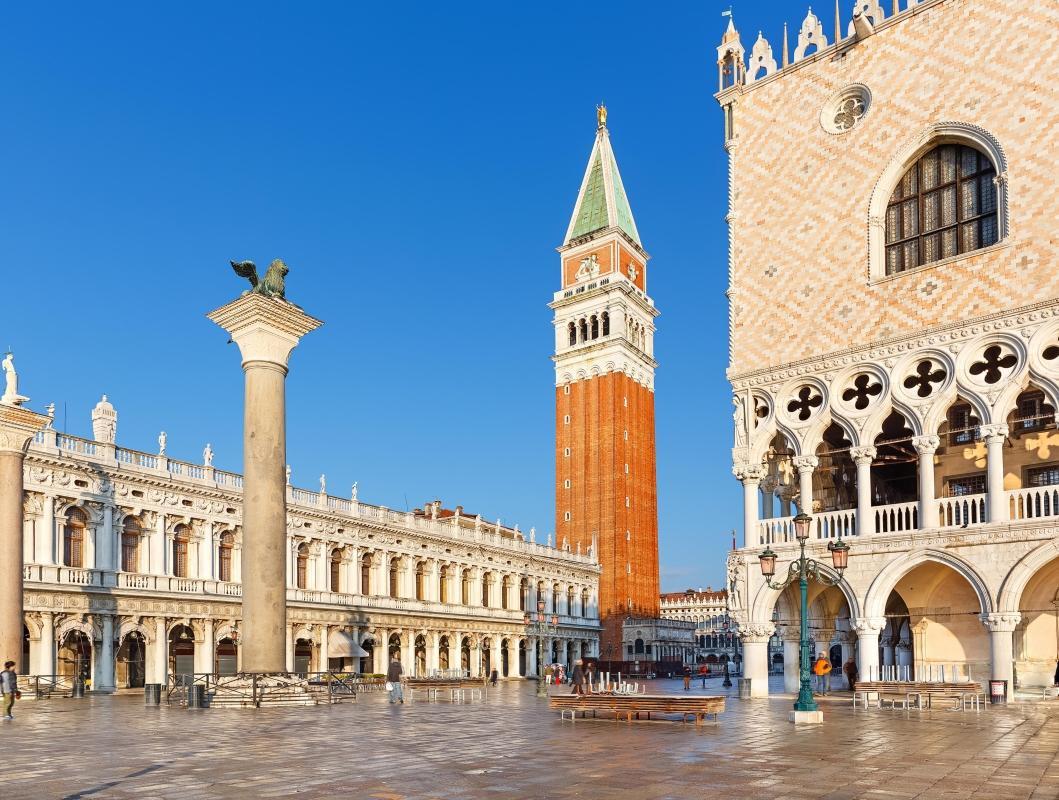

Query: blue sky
2,1,799,590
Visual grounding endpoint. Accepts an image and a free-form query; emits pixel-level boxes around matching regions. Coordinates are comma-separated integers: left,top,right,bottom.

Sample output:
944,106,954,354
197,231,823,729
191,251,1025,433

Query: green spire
564,119,641,247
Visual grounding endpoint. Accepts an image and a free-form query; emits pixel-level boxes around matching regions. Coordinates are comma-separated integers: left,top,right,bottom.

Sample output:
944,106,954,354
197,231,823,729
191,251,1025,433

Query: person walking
570,659,585,695
489,668,498,687
813,653,832,696
1,660,19,720
584,662,596,694
682,665,691,691
386,656,404,704
698,664,708,688
843,657,859,691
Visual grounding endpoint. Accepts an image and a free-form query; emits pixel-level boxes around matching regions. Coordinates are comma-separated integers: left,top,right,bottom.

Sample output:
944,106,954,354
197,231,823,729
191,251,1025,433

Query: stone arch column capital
849,446,877,464
910,435,940,454
980,612,1021,633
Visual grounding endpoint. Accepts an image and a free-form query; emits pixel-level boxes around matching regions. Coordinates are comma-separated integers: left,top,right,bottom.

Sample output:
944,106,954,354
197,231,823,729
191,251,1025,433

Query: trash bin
144,683,162,706
71,678,85,698
989,679,1008,704
738,678,752,699
187,684,207,709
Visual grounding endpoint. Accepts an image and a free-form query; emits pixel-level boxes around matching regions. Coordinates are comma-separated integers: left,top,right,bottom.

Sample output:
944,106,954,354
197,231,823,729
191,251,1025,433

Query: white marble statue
203,443,214,466
45,402,55,429
319,474,326,495
351,481,358,501
1,352,29,407
158,431,167,456
285,465,291,485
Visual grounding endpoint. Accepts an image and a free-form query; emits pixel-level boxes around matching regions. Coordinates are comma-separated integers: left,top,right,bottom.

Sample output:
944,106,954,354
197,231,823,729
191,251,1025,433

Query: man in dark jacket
570,659,586,695
387,656,404,704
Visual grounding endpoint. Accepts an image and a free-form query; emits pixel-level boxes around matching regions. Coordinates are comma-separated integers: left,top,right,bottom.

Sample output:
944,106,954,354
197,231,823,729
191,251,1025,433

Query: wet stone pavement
2,677,1059,800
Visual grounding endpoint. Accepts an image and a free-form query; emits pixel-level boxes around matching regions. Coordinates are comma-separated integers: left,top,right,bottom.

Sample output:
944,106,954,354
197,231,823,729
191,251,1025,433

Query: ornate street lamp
758,512,850,718
525,596,560,697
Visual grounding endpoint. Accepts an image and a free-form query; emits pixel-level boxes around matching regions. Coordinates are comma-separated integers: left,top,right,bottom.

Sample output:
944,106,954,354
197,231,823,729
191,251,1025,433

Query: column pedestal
0,404,48,669
208,294,321,673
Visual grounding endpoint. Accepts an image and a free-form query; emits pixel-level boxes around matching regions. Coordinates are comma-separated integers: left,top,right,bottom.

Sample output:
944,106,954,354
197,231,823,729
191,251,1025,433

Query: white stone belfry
208,292,322,673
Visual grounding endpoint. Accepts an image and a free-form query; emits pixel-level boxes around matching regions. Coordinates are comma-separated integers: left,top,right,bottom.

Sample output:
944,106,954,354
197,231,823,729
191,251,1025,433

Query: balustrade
937,493,986,528
875,501,918,534
1008,486,1059,521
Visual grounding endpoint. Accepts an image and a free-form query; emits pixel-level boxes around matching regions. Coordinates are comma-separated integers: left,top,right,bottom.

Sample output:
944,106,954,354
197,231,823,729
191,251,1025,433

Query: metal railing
164,671,365,707
16,674,77,698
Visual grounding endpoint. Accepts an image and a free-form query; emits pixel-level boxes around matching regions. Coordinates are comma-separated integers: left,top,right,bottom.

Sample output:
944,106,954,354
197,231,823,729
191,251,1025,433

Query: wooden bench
405,678,485,702
853,681,984,711
549,693,725,725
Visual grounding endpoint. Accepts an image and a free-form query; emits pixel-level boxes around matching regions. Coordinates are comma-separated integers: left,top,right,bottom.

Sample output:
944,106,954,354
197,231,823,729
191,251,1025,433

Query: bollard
187,683,207,709
144,683,162,706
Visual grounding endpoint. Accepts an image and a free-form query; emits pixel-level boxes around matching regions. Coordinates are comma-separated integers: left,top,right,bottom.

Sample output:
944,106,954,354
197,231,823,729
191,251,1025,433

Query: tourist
843,657,859,690
571,659,585,695
1,660,18,720
682,665,691,691
813,653,831,695
699,663,708,688
386,656,404,704
544,663,554,685
489,668,498,686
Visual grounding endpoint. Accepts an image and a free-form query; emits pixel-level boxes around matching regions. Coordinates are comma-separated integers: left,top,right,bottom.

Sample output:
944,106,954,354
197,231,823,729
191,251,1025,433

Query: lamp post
758,512,850,722
722,621,732,687
524,599,559,698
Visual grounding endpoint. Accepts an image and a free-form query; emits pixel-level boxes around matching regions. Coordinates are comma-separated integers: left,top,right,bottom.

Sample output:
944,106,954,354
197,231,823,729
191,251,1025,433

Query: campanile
551,108,659,660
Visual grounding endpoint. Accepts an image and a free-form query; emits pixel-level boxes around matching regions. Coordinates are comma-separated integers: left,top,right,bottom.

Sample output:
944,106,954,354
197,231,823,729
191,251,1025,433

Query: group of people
812,654,861,695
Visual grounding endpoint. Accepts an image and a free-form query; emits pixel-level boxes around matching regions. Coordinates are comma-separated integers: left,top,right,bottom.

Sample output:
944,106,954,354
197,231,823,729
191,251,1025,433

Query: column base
788,709,824,724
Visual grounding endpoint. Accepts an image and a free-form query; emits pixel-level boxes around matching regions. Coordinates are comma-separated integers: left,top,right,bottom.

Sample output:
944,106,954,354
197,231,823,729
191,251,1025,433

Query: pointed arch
863,549,994,619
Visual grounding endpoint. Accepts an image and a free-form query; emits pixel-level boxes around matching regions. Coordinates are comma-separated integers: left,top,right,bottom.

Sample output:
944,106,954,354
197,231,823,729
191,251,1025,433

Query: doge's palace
718,0,1059,699
14,393,599,691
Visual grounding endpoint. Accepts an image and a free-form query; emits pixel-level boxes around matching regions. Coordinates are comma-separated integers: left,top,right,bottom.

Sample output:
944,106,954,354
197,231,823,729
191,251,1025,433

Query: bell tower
551,108,660,660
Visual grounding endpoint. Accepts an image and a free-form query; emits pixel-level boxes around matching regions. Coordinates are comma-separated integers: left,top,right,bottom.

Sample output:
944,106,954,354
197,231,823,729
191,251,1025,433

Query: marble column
373,630,388,674
734,463,765,548
153,617,167,686
37,494,55,564
850,446,877,536
982,425,1009,523
39,611,55,676
400,632,414,674
209,293,321,673
911,435,940,529
853,617,886,682
782,632,801,694
982,612,1021,700
505,638,518,678
793,456,818,516
739,623,774,697
0,404,47,668
526,637,538,677
285,625,295,673
95,614,115,692
319,624,329,672
198,618,215,674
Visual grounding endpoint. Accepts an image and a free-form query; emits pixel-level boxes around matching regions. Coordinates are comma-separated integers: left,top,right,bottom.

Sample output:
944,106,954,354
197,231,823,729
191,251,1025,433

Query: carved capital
733,462,766,484
738,622,775,643
0,405,49,455
792,455,819,474
851,616,887,636
849,446,877,465
980,612,1021,633
759,475,778,494
980,424,1009,442
911,435,940,455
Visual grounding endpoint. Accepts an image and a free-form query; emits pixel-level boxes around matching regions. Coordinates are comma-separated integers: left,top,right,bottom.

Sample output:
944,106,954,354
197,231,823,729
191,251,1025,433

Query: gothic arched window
590,315,599,340
885,143,998,275
567,322,576,347
601,312,610,336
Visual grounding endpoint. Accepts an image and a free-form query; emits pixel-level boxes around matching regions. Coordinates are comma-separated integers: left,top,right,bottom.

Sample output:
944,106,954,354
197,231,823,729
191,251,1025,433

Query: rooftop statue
1,351,30,407
230,259,289,300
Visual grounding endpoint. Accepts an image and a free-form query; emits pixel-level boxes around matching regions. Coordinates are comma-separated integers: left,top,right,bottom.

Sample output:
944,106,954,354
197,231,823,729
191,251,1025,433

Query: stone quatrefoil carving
903,360,946,398
753,397,769,426
787,386,823,421
833,96,866,132
842,374,883,410
969,345,1017,384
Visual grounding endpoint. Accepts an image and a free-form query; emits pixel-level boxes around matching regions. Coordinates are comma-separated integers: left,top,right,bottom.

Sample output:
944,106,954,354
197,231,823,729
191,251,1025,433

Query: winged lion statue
230,258,289,299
